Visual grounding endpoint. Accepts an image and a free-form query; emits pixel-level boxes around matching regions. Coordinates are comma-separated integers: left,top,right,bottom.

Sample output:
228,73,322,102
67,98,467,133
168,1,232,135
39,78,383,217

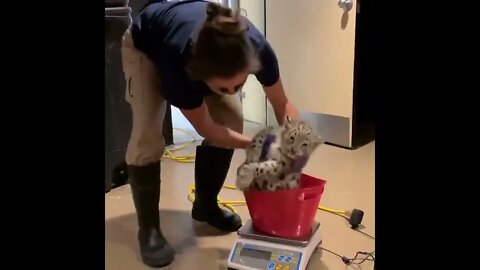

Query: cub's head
281,119,324,158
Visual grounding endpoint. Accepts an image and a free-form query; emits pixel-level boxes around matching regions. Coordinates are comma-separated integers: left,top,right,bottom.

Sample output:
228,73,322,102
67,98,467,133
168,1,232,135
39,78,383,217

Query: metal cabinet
105,0,174,192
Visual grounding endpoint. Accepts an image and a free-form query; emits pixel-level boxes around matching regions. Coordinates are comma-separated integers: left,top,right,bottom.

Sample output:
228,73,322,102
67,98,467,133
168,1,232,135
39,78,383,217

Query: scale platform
227,220,322,270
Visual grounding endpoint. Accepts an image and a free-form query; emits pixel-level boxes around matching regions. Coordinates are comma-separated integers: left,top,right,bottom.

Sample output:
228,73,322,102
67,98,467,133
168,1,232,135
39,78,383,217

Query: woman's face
205,70,249,95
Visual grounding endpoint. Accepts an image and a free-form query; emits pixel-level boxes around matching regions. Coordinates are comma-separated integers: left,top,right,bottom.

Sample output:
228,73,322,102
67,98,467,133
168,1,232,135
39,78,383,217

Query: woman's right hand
180,102,252,149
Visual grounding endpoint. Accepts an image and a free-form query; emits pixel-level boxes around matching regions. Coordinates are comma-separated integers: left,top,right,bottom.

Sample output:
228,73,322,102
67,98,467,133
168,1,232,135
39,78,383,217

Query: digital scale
227,220,322,270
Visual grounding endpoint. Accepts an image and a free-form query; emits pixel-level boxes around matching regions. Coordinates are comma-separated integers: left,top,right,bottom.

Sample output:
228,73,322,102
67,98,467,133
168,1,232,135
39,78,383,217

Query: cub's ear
314,134,324,145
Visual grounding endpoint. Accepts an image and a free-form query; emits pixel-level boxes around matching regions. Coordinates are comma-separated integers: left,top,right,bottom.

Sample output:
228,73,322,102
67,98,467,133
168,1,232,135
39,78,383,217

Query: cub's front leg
236,163,256,190
236,160,282,191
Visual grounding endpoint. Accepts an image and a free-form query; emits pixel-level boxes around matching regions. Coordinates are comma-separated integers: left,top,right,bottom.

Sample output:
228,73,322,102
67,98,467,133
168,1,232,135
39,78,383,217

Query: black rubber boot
111,160,129,189
128,161,175,267
191,145,242,232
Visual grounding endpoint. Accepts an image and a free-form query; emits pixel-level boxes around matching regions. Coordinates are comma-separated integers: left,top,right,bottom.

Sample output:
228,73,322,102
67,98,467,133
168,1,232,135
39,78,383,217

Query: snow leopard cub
236,119,323,191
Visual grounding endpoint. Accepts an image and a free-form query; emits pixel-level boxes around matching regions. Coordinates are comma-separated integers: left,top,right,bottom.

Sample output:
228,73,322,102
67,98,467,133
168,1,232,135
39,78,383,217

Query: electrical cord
347,251,375,265
162,128,197,163
318,247,375,267
187,182,357,218
355,229,375,240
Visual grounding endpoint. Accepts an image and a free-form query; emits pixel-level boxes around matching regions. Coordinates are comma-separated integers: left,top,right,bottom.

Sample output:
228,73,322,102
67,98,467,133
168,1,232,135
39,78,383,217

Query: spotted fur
236,119,323,191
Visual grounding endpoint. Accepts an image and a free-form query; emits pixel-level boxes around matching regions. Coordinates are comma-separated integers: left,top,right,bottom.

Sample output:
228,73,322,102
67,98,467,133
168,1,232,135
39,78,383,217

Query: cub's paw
236,164,256,190
285,174,301,189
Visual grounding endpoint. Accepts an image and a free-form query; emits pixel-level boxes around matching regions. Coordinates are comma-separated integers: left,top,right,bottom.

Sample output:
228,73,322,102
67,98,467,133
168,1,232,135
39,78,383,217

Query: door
265,0,358,147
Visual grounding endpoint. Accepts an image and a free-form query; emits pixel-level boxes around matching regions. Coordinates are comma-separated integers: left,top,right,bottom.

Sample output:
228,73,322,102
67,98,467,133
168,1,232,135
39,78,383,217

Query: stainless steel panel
300,111,351,148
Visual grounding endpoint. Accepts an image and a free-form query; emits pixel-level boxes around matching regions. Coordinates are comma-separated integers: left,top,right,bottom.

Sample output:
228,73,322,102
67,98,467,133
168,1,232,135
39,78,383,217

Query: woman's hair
187,2,260,80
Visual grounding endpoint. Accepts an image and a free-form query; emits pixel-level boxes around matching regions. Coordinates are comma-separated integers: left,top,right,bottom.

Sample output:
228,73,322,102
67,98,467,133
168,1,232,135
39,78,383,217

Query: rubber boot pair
127,145,241,267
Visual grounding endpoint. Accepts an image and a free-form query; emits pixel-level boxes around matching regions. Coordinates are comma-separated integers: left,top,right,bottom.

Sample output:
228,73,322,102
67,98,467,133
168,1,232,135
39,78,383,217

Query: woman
121,0,299,267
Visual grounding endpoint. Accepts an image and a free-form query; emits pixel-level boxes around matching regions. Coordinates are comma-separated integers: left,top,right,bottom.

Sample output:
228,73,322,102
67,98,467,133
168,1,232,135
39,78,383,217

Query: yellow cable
168,128,350,218
187,182,348,217
162,128,198,163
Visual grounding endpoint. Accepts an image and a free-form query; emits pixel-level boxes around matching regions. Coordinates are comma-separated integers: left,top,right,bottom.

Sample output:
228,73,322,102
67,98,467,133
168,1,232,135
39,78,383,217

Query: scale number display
230,242,301,270
240,247,272,260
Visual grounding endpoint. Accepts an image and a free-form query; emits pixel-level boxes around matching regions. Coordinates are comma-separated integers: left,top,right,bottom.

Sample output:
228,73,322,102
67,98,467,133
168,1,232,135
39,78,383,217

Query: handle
298,191,321,201
338,0,353,12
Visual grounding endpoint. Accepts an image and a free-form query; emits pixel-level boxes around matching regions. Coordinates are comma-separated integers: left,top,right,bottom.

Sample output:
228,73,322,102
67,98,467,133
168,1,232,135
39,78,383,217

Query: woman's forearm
264,78,300,125
204,124,252,149
275,100,299,125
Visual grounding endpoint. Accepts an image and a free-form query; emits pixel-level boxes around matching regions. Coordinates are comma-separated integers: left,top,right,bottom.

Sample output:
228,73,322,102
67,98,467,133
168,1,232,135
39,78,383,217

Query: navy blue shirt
131,0,279,109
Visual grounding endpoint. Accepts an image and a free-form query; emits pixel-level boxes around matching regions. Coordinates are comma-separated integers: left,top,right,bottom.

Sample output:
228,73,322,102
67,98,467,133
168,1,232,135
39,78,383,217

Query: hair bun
206,2,231,21
205,2,247,35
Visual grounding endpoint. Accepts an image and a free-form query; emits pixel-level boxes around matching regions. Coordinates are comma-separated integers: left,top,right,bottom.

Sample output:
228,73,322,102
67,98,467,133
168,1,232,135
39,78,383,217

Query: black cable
354,228,375,239
317,246,344,259
318,209,376,265
349,251,375,265
330,211,375,239
317,247,375,267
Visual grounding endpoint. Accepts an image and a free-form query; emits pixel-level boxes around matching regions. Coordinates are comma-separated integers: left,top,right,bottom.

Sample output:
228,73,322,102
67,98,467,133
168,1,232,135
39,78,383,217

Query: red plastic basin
244,174,326,239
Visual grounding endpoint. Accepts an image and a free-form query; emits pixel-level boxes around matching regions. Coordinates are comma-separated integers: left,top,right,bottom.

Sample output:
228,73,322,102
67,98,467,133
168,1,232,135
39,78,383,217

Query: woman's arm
181,101,252,149
264,78,299,125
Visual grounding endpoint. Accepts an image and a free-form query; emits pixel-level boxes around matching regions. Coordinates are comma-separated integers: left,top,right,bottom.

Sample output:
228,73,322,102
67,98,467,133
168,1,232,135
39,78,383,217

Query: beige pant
121,28,244,166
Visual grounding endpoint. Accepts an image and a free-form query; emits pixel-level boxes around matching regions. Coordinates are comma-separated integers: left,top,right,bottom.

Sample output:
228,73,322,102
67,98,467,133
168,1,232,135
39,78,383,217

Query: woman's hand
181,102,252,149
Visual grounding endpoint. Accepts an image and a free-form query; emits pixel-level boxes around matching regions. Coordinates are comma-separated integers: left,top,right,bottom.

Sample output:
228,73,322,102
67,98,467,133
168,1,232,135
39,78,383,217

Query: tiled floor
105,120,375,270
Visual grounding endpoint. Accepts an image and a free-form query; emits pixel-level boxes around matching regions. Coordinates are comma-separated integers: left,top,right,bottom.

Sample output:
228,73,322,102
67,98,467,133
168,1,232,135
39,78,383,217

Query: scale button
278,255,284,261
275,264,282,270
285,256,292,262
283,266,290,270
268,262,275,269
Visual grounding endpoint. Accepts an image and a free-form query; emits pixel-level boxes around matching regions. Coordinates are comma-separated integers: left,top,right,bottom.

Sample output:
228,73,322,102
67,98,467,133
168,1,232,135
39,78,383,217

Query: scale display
230,242,301,270
240,248,272,261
